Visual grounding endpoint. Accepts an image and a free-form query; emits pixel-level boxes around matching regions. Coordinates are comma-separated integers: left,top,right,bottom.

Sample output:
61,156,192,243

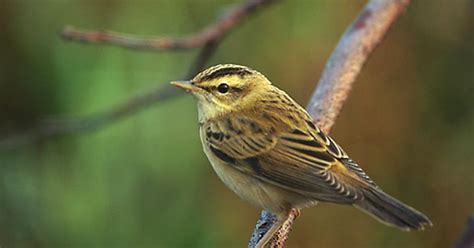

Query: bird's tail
354,187,432,231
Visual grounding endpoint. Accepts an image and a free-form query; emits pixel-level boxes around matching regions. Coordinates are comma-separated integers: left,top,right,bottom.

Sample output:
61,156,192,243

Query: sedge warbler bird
171,64,431,247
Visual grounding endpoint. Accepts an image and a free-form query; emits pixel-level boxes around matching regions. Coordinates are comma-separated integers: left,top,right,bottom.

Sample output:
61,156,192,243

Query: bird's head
171,64,272,120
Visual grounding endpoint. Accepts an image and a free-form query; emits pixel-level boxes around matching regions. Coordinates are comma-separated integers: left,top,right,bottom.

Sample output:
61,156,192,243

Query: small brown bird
172,64,431,247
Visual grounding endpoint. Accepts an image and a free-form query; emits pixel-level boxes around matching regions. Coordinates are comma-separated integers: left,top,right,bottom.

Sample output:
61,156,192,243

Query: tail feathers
354,187,432,231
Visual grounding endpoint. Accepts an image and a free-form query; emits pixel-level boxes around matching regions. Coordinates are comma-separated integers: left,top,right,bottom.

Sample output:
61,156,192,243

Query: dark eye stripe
232,87,243,93
198,85,243,93
199,86,212,92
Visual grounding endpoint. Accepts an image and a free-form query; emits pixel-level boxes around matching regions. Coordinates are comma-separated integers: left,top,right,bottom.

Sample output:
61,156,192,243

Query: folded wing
204,116,376,204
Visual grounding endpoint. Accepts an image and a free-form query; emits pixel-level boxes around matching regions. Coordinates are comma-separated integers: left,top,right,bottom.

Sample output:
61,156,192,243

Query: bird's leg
255,208,300,248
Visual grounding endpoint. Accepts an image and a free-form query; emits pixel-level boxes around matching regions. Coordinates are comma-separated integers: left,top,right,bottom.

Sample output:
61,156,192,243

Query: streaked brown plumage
172,64,431,247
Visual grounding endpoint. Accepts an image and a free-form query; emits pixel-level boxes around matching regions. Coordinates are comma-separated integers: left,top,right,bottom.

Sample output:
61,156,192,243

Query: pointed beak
170,80,200,93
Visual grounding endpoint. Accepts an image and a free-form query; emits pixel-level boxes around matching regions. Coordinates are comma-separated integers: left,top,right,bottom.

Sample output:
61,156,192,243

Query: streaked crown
193,64,259,83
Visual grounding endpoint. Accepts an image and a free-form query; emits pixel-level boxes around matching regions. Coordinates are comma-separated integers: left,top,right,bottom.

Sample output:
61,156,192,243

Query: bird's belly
202,145,315,213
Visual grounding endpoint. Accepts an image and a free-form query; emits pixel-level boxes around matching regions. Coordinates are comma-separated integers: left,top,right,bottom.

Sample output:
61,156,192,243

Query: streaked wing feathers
306,120,378,187
203,117,277,159
255,128,363,202
204,116,374,203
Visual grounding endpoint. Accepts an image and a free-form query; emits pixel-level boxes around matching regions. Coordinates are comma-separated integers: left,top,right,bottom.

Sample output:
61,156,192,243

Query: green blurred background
1,0,473,247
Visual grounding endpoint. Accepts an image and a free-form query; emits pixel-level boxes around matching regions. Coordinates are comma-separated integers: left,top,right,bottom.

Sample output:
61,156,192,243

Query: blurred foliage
0,0,473,247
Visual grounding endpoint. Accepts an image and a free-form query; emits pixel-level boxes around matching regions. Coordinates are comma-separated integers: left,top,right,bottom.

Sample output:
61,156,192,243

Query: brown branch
307,0,411,133
0,43,217,149
0,83,179,149
0,0,276,149
248,0,411,247
61,0,277,51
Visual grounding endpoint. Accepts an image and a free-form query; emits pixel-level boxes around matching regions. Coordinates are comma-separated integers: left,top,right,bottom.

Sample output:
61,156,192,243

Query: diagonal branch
0,0,277,149
0,41,218,149
61,0,278,51
307,0,411,133
0,83,178,149
248,0,411,247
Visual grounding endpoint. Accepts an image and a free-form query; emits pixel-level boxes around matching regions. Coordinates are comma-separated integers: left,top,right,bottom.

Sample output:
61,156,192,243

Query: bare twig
0,83,179,149
0,0,276,149
0,44,216,149
249,0,411,247
455,216,474,248
61,0,277,51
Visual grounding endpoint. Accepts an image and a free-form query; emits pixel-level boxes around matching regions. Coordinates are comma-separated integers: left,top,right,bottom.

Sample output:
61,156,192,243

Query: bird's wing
203,116,278,159
305,120,378,187
204,116,376,203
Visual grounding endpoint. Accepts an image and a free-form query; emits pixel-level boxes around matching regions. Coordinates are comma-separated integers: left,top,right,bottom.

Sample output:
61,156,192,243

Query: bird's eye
217,83,229,94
